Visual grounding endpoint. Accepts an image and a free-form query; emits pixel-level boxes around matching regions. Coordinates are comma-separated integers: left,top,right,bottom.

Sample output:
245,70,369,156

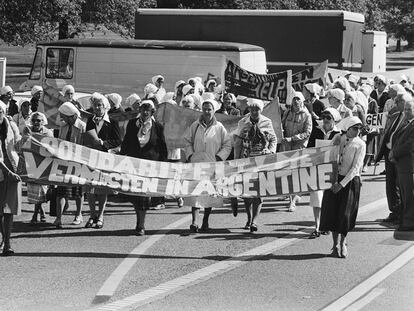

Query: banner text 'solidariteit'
21,135,339,200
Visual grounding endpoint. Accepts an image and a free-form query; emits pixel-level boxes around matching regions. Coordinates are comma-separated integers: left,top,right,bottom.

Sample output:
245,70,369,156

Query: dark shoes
85,217,96,228
189,224,199,233
135,226,145,236
2,247,14,256
250,223,258,233
309,230,321,239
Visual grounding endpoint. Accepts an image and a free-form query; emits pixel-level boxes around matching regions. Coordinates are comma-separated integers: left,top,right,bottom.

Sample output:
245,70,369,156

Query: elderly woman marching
85,93,121,229
234,99,276,232
23,112,54,225
120,100,167,236
184,99,231,233
0,101,22,256
53,102,86,228
319,116,366,258
281,92,312,211
307,108,341,238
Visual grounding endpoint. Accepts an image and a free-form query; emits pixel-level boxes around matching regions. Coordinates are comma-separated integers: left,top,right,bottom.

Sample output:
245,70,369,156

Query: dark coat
85,116,121,152
6,99,19,117
392,120,414,173
376,111,402,163
307,126,340,148
370,90,389,113
120,118,167,161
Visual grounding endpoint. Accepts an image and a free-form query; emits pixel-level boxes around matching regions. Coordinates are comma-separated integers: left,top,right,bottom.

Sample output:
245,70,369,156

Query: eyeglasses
321,115,332,120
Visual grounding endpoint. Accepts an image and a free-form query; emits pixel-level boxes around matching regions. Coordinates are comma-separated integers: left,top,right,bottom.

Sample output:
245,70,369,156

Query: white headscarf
247,98,264,112
31,85,43,96
322,107,341,122
125,93,141,107
328,88,345,102
144,83,158,96
0,86,13,96
202,99,220,112
151,75,165,84
106,93,122,109
182,84,194,96
58,102,80,117
62,85,75,95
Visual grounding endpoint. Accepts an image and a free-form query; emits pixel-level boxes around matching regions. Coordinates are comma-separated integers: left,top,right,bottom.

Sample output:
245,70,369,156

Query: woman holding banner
0,101,22,256
85,93,121,229
120,100,167,236
281,92,312,212
234,98,276,232
23,112,54,225
319,116,365,258
184,99,231,233
307,108,341,238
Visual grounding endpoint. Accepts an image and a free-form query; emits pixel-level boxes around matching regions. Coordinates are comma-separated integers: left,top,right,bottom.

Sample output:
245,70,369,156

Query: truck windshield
29,48,42,80
46,48,74,79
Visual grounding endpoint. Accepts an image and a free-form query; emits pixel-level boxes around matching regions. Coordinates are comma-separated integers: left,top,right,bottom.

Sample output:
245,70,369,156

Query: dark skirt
56,186,84,199
319,175,361,235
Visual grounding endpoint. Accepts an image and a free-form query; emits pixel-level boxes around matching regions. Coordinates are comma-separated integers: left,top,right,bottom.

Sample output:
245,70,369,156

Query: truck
135,9,365,73
19,38,267,99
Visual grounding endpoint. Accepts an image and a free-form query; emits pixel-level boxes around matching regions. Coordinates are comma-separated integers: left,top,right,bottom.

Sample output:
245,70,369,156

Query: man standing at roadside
376,93,408,223
390,97,414,231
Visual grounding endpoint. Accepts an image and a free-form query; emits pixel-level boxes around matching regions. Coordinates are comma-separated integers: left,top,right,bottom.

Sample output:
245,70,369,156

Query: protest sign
156,103,283,149
21,135,338,199
365,112,387,129
292,60,328,91
327,67,414,85
224,60,292,103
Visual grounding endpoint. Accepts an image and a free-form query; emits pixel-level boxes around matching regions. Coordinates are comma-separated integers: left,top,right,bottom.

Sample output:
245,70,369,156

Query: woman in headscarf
184,99,231,233
217,93,241,116
120,100,167,236
85,93,121,229
23,112,53,225
234,98,276,232
53,102,86,228
0,86,19,117
106,93,124,114
12,99,32,134
151,75,166,103
125,93,141,112
307,108,341,238
0,101,22,256
320,116,366,258
327,88,352,119
370,75,389,113
302,83,327,127
281,92,312,212
205,80,217,93
174,80,186,105
30,85,43,112
180,95,196,109
62,85,83,111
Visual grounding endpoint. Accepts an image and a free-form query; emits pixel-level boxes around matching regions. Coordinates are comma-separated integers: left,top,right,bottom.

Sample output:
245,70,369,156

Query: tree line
0,0,412,49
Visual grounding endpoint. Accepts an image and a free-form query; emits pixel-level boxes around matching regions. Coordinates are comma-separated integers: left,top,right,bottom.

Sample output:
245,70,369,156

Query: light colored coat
183,116,231,208
184,117,231,163
282,106,312,150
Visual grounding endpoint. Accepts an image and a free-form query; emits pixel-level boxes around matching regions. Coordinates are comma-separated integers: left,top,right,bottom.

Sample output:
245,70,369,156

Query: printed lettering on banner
21,134,339,201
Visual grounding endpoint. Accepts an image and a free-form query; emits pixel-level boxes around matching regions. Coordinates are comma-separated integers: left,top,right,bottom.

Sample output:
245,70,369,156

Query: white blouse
335,134,366,187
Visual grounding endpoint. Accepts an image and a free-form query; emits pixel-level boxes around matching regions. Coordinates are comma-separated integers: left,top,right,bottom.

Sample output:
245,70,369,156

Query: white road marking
343,288,386,311
95,214,192,298
86,229,311,311
321,244,414,311
90,197,387,311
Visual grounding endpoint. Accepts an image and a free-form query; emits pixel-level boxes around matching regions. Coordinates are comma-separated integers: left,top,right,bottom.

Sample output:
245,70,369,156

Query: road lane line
343,288,386,311
86,229,311,311
94,214,192,301
90,197,386,310
321,244,414,311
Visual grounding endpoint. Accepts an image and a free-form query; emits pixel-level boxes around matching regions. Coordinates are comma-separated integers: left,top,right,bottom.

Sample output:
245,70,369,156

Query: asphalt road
1,161,413,311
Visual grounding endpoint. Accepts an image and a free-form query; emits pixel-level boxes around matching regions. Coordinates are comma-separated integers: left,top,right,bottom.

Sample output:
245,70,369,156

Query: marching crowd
1,71,414,259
